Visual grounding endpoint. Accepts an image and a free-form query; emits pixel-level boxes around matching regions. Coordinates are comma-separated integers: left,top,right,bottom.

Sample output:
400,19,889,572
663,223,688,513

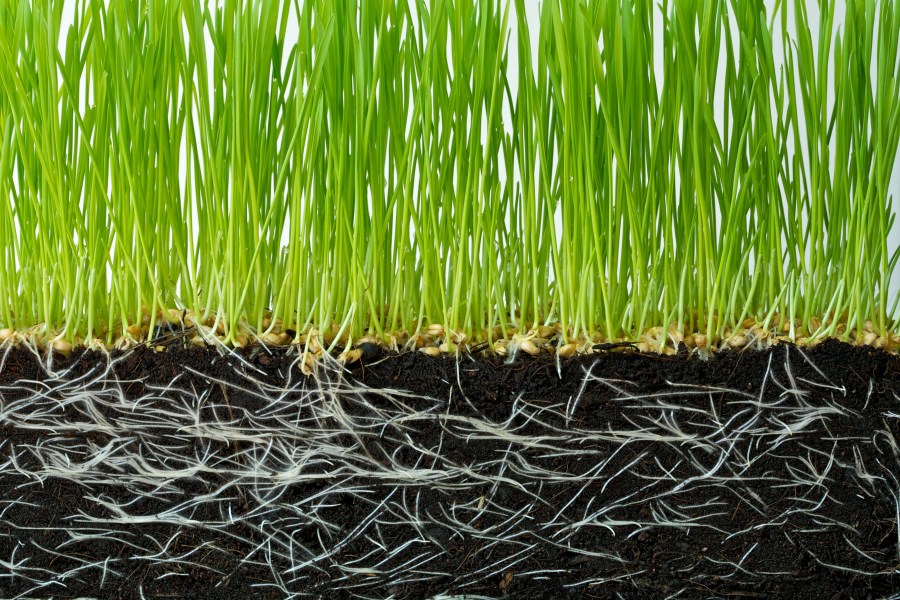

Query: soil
0,339,898,599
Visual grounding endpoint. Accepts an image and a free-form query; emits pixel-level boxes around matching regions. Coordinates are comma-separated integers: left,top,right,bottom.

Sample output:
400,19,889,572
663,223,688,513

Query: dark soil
0,339,898,599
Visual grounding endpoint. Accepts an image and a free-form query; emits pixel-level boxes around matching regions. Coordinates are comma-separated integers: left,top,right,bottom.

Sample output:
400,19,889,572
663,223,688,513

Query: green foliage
0,0,898,346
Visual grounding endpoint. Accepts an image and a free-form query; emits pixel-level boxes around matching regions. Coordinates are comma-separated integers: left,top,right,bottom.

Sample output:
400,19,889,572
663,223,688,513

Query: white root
0,341,895,595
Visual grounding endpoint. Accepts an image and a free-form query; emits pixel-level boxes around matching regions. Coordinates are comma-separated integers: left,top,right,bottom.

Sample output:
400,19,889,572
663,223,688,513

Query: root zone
0,339,898,598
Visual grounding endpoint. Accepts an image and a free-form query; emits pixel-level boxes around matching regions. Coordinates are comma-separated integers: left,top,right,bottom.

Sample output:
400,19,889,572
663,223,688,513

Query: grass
0,0,898,354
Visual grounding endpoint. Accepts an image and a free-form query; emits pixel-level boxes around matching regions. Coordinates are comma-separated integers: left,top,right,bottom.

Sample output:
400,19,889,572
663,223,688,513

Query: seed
537,325,555,338
874,336,889,350
51,339,73,355
126,324,142,337
419,346,441,357
636,341,652,353
557,343,577,357
325,323,350,344
305,332,323,354
383,334,399,350
667,326,683,344
426,324,444,337
340,348,363,364
451,331,467,344
0,328,14,342
729,334,748,348
749,326,769,341
862,332,878,346
741,318,756,329
694,334,708,349
301,353,318,375
682,334,696,348
261,331,289,345
520,339,540,355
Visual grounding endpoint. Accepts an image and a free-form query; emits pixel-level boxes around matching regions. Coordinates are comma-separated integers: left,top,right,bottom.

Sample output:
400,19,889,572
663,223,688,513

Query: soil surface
0,339,899,599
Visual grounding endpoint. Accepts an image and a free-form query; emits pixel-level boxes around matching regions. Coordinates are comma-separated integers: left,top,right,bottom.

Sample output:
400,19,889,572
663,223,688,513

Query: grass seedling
1,6,900,592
